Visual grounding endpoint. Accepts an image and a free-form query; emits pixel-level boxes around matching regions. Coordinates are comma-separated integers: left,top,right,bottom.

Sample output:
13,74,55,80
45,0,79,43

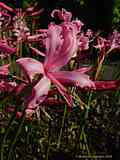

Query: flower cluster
0,2,120,118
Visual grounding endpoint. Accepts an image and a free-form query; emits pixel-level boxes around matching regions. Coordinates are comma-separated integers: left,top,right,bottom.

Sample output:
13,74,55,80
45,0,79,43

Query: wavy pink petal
26,76,51,111
51,70,120,90
51,8,72,22
45,24,77,71
72,19,84,33
16,58,44,82
44,24,63,66
51,70,96,89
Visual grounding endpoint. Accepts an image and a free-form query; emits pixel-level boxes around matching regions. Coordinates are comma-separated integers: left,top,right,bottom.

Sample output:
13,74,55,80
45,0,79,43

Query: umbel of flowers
0,3,120,118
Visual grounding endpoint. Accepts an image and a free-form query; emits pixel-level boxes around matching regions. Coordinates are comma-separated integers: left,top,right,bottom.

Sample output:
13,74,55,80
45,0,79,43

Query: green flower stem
57,105,67,149
84,91,93,120
95,48,114,80
79,91,95,159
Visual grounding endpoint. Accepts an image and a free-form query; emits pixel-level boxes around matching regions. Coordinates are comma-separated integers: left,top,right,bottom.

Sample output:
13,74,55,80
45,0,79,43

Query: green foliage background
113,0,120,31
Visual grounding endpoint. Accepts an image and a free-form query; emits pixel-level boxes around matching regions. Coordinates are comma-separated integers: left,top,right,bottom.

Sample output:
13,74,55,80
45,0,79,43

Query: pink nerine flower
13,13,30,41
107,30,120,50
15,9,120,115
16,23,95,114
0,10,11,28
0,2,44,42
94,37,106,63
0,6,119,118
